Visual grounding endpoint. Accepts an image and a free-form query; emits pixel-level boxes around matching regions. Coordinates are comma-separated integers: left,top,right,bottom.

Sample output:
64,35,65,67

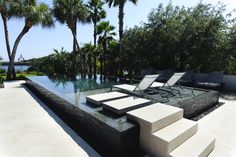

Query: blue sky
0,0,236,61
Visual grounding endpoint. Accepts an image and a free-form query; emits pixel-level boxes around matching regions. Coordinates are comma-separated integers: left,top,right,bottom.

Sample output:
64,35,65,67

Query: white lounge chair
151,72,186,88
151,72,186,97
112,74,159,95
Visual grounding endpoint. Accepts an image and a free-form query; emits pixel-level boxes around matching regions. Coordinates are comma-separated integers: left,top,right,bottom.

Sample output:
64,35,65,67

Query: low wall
193,73,236,92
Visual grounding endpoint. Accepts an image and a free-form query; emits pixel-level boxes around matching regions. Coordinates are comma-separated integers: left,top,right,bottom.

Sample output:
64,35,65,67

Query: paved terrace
199,96,236,157
0,81,100,157
1,81,236,157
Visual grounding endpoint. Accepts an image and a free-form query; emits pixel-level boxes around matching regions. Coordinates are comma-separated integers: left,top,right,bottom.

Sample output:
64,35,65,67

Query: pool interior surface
27,75,209,129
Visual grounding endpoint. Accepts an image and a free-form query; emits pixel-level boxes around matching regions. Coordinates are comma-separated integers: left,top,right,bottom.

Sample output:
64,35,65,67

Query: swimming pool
27,75,126,105
26,75,220,157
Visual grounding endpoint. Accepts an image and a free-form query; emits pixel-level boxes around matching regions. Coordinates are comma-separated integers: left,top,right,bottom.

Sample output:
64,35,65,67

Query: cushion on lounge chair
103,97,151,114
86,91,129,105
151,82,164,88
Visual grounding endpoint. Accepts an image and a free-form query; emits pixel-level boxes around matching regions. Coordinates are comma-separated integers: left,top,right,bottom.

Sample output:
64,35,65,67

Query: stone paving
0,81,100,157
199,97,236,157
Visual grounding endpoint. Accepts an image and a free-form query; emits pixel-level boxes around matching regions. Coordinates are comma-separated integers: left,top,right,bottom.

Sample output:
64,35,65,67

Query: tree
6,0,54,80
0,0,17,78
97,21,116,75
105,0,137,55
86,0,106,76
53,0,89,74
81,43,95,74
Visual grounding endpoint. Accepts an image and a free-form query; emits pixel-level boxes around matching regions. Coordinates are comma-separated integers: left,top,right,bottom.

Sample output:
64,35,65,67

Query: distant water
0,65,29,72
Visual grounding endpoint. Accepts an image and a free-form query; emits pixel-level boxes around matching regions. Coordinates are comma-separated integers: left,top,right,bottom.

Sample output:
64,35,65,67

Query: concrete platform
127,103,183,133
0,81,100,157
169,133,215,157
198,97,236,157
103,97,151,114
86,91,129,105
151,118,198,156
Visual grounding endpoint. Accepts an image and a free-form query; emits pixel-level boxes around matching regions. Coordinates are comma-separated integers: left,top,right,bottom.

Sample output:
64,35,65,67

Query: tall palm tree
86,0,106,76
97,21,116,75
53,0,89,74
0,0,17,78
6,0,54,80
81,43,95,74
105,0,138,55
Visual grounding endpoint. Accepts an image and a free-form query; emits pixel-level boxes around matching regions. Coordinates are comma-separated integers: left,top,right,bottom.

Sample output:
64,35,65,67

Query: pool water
27,75,125,105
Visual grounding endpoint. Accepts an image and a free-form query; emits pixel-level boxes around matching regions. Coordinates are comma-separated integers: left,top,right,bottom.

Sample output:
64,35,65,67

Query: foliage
1,0,54,80
38,48,74,76
97,21,116,74
86,0,106,75
0,68,6,74
121,3,236,75
53,0,89,74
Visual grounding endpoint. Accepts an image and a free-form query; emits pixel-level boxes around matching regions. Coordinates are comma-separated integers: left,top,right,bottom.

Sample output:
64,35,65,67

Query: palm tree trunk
1,14,16,78
7,25,30,80
71,26,77,74
93,22,97,76
100,55,103,75
103,42,106,75
118,3,125,76
70,24,81,75
118,3,124,54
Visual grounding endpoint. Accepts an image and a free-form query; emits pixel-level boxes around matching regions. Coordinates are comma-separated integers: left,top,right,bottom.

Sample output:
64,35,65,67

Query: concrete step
86,91,129,105
150,118,198,157
103,97,151,114
126,103,183,153
169,133,215,157
127,103,183,133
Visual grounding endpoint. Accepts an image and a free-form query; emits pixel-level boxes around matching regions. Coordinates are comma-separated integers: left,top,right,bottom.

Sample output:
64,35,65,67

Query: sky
0,0,236,61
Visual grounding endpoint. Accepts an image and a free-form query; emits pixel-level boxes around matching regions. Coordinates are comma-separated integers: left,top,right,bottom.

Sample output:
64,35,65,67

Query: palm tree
53,0,89,74
81,43,95,74
105,0,138,55
6,0,54,80
97,21,116,75
86,0,106,76
50,47,69,75
0,0,17,78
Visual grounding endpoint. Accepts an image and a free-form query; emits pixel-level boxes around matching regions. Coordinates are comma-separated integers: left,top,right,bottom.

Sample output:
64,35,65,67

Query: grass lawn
0,71,44,81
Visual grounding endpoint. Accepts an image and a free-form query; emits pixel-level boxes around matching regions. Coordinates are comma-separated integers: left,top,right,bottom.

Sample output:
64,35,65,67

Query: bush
0,68,6,74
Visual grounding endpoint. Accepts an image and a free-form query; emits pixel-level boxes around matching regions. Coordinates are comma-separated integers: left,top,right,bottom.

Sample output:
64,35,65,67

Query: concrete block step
103,97,151,114
169,133,215,157
151,118,198,157
127,103,183,133
86,91,129,105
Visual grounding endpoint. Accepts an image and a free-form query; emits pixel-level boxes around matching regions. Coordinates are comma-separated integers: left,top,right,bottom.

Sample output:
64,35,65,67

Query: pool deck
1,81,236,157
199,97,236,157
0,81,100,157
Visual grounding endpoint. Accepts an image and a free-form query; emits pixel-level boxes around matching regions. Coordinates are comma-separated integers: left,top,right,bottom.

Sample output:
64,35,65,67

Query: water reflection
28,74,124,106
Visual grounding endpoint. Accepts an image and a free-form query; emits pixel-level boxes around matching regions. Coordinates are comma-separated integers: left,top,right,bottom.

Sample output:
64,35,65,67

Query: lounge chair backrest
208,72,223,84
164,72,186,87
135,74,159,91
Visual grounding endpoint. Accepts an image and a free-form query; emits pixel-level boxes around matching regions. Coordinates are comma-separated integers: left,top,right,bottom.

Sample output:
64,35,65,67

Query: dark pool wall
173,89,220,118
25,81,140,157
